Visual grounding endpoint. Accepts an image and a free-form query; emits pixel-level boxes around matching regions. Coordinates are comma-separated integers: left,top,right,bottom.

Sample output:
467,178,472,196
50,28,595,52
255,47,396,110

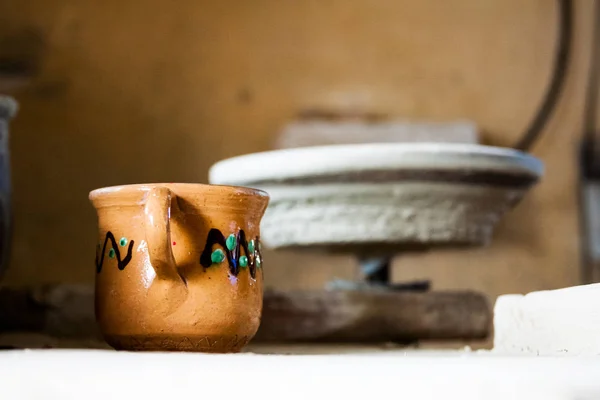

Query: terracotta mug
89,183,269,352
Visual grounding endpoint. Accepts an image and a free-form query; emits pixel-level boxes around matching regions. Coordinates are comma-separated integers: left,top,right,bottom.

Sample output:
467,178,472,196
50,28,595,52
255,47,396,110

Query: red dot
172,241,176,245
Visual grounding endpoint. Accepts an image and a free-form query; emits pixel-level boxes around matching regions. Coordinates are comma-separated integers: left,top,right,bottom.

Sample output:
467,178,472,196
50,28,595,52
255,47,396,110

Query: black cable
584,1,600,140
514,0,572,151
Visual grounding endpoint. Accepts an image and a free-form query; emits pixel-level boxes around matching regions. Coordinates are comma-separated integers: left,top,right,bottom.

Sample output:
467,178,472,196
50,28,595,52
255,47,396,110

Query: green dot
239,256,248,267
226,234,236,251
248,240,255,253
211,249,225,264
119,237,128,247
108,248,116,258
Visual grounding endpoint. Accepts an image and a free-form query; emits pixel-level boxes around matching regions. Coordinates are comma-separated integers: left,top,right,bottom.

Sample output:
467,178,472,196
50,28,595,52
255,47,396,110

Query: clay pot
89,183,269,352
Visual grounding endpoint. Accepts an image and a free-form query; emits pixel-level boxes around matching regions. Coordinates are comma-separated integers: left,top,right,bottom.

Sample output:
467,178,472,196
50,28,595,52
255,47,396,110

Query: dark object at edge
0,95,16,281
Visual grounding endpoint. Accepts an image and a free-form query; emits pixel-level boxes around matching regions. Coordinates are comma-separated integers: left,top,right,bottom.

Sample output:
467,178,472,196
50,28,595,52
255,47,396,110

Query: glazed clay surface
89,184,268,352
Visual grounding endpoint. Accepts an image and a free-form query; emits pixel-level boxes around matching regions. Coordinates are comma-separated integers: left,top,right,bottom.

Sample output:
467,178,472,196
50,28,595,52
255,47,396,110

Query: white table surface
0,349,599,400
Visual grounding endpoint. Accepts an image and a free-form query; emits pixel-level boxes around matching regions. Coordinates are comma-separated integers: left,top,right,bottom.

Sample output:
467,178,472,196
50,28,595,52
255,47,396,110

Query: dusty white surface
1,349,600,400
494,283,600,356
209,143,543,185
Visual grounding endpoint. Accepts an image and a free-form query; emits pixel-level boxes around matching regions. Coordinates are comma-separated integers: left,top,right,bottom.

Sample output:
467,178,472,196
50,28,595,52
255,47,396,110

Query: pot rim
89,182,269,205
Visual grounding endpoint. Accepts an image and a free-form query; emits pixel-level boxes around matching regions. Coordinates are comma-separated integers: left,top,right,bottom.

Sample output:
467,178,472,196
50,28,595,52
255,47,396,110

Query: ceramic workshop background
0,0,593,300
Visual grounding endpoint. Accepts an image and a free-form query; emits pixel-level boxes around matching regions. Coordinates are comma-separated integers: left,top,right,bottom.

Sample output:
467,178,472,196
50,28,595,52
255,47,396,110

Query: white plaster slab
275,119,480,148
1,349,600,400
494,283,600,356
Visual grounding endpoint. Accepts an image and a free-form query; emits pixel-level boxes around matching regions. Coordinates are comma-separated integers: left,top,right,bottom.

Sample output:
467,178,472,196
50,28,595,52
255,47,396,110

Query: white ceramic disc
209,143,543,251
209,143,543,186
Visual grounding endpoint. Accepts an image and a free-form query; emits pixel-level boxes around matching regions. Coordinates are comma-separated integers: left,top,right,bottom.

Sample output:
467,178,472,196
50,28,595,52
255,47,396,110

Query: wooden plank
0,285,490,345
256,289,490,342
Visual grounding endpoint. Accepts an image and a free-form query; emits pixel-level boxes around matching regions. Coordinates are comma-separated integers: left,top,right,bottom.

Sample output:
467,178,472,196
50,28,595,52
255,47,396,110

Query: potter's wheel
209,143,543,255
209,142,542,342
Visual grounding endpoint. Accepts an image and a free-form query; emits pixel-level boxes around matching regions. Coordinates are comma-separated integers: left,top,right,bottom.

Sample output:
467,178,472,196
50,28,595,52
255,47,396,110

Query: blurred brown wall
0,0,593,300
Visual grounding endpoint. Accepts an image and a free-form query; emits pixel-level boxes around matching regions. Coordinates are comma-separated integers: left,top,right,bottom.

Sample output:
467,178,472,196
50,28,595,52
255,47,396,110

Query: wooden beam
0,285,490,346
256,289,490,343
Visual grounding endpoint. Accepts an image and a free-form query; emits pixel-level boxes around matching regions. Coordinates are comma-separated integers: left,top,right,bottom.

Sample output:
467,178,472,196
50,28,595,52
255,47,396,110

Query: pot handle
144,186,183,283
